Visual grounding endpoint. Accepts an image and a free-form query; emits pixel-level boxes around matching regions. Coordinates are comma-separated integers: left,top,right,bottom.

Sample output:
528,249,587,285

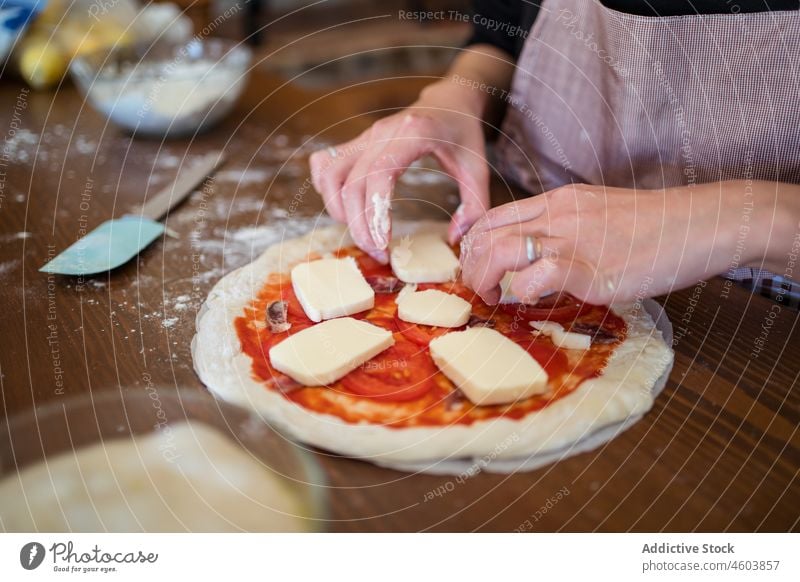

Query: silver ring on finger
525,235,542,265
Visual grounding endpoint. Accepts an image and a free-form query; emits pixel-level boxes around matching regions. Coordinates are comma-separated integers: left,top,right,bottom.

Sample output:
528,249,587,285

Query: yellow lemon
18,36,68,90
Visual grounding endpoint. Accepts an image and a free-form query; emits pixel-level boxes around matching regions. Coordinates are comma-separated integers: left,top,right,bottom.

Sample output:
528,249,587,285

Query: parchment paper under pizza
192,221,674,473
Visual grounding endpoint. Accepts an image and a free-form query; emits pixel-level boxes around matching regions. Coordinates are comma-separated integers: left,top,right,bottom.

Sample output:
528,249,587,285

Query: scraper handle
135,150,226,221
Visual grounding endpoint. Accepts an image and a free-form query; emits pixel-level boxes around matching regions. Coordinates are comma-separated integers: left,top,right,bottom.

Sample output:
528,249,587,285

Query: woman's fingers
309,134,368,222
467,194,550,239
311,109,491,260
461,227,562,304
349,112,466,260
339,117,409,261
507,253,610,305
341,148,388,261
507,257,569,303
363,139,436,253
470,183,593,237
434,148,490,244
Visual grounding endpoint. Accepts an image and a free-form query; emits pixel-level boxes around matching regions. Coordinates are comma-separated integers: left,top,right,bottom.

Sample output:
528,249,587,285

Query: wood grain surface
0,69,797,532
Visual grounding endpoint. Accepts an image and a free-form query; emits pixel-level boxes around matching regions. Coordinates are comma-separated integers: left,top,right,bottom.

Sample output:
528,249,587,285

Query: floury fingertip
369,191,392,250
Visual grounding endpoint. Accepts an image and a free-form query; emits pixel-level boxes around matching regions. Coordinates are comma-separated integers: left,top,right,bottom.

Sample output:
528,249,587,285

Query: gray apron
495,0,800,303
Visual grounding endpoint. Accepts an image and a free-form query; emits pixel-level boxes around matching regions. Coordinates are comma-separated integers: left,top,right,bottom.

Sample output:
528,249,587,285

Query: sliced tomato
355,253,393,278
340,336,438,401
414,282,445,292
253,325,310,392
369,294,399,318
498,292,582,326
358,314,397,333
394,314,453,346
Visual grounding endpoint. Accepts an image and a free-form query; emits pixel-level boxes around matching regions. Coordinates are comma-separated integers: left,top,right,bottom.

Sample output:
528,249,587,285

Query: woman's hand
309,44,517,262
460,181,794,305
309,80,490,262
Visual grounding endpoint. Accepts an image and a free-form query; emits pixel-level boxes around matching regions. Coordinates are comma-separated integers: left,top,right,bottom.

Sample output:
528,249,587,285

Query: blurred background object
6,0,475,137
0,389,328,532
10,0,472,90
13,0,194,90
70,37,251,137
0,0,46,66
222,0,471,86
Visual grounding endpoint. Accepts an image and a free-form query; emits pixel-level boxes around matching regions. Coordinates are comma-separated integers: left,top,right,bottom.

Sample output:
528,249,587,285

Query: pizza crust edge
192,223,674,463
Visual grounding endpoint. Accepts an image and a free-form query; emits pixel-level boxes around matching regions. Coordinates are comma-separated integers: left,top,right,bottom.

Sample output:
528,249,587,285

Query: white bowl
71,39,252,138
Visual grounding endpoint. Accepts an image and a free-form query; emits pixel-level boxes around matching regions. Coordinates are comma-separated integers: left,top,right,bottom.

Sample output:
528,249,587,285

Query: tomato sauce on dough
235,246,626,428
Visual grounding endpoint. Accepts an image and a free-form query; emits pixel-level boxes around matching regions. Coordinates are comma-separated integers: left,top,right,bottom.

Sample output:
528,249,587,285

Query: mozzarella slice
499,272,520,304
530,321,591,350
291,257,374,322
396,288,471,328
269,318,394,386
390,233,459,283
429,327,549,405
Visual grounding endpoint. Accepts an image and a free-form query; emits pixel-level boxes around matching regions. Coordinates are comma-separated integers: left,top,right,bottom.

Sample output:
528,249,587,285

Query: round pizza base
193,222,675,470
373,298,673,475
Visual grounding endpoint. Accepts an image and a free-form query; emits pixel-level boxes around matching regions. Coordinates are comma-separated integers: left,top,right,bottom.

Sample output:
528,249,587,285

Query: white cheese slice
530,321,591,350
390,233,459,283
499,272,520,304
396,288,471,328
269,318,394,385
429,327,549,405
291,257,374,322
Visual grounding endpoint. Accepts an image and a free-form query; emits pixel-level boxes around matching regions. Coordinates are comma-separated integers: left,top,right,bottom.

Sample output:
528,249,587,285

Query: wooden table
0,68,797,532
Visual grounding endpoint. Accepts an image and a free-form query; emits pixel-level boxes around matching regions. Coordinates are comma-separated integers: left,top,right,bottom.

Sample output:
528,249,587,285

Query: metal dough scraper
41,151,225,276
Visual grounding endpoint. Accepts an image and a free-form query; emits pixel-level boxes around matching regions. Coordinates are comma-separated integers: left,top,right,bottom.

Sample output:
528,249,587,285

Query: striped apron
494,0,800,305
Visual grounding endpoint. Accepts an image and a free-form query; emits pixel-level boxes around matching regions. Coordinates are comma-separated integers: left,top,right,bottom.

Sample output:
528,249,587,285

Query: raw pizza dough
193,222,674,468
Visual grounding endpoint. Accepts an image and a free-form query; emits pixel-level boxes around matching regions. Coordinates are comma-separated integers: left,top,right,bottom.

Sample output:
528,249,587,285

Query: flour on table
72,135,97,155
0,231,32,242
172,294,192,311
148,173,169,185
1,128,38,164
169,212,327,289
209,219,324,269
0,259,20,276
216,168,273,186
156,153,181,168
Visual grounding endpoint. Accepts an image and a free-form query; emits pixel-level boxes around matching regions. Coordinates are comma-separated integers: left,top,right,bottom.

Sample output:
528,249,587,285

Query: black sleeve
466,1,541,61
